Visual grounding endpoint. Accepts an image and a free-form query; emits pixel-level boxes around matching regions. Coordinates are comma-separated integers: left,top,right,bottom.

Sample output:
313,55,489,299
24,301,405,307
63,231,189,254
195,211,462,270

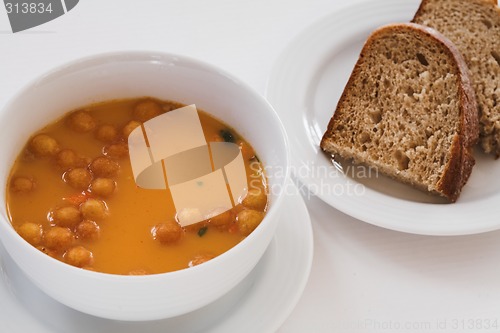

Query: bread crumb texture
413,0,500,155
321,23,478,201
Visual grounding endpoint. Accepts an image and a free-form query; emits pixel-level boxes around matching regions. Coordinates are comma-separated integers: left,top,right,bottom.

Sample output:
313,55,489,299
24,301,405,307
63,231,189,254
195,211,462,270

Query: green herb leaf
198,226,208,237
220,129,235,143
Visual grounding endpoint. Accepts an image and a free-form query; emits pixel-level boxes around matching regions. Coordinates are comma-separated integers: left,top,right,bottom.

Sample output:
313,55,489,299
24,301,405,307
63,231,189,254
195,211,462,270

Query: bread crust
413,0,500,157
413,0,499,18
320,23,479,202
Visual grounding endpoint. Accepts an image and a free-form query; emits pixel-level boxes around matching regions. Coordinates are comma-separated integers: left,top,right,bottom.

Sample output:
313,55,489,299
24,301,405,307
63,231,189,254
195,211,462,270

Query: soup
6,98,267,275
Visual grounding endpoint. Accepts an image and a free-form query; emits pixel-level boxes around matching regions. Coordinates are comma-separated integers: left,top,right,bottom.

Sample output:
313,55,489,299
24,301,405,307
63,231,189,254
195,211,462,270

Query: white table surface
1,1,500,332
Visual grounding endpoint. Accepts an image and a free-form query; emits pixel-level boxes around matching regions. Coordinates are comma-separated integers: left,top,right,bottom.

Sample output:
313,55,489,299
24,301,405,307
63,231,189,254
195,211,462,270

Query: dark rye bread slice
320,23,479,202
413,0,500,156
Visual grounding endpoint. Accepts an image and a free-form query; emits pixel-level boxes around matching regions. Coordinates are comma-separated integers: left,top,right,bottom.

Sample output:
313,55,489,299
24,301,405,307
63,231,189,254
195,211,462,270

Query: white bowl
0,52,290,321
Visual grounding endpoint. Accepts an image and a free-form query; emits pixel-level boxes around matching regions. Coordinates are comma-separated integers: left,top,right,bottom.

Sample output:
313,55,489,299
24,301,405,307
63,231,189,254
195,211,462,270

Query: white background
1,1,500,332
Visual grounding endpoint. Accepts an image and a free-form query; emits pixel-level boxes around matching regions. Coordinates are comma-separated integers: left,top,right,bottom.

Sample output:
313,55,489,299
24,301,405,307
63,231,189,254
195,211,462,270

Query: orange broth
6,98,267,275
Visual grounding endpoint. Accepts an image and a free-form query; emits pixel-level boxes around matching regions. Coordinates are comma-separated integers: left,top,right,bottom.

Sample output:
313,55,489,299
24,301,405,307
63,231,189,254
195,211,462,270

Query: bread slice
412,0,500,156
320,23,478,202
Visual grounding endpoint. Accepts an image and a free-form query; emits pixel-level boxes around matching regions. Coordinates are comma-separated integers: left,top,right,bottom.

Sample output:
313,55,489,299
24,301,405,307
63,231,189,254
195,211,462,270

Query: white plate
266,0,500,236
0,183,313,333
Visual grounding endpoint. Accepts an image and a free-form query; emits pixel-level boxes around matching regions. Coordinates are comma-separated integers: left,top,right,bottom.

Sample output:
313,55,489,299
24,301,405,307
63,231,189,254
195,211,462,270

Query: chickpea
44,227,74,252
56,149,81,170
89,178,116,197
188,254,215,267
64,168,92,189
236,209,264,236
64,246,93,268
80,198,108,221
103,142,129,159
29,134,60,157
17,222,43,245
75,220,100,241
152,220,183,244
51,205,82,228
133,100,162,122
67,111,97,133
95,124,118,143
248,161,264,179
10,176,35,193
241,188,267,211
89,156,119,178
209,209,234,227
122,120,142,139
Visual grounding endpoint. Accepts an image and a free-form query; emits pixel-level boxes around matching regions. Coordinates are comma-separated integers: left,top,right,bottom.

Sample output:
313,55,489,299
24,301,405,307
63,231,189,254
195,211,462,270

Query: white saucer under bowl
0,182,313,333
266,0,500,235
